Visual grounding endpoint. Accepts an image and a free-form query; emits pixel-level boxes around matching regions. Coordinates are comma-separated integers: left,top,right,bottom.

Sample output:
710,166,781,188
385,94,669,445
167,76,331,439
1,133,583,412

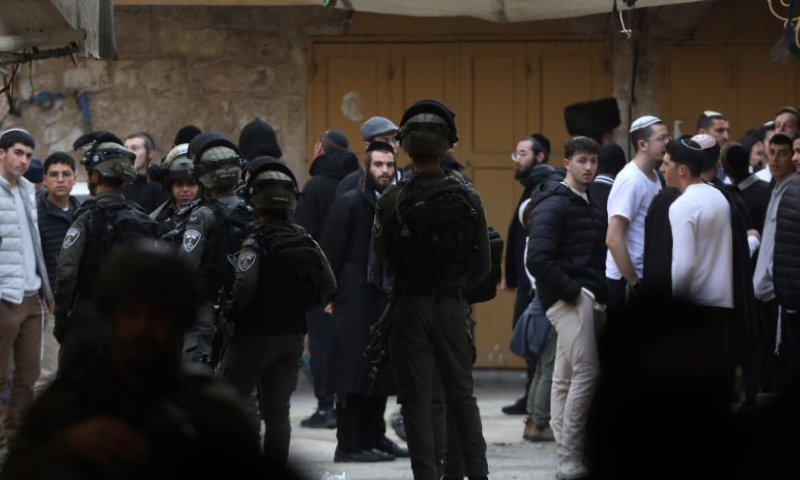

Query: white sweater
668,183,734,309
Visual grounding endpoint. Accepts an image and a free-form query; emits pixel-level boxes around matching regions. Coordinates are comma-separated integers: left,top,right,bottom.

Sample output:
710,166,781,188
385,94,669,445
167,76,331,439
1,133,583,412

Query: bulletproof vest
393,170,479,286
199,198,255,300
466,226,504,304
157,198,203,252
76,202,159,298
233,224,326,336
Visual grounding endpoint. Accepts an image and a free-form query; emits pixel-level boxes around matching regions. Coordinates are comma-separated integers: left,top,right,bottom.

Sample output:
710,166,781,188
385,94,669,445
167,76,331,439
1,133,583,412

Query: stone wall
0,5,348,182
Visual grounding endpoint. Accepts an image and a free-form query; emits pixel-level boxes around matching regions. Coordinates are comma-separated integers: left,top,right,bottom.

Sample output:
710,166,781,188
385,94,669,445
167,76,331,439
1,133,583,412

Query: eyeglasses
46,171,74,179
511,151,531,162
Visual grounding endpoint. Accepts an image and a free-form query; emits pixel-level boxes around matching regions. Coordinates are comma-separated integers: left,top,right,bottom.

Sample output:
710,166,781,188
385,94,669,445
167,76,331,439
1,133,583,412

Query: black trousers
335,394,387,452
777,308,800,393
306,305,334,410
606,277,628,324
759,299,780,393
389,294,488,480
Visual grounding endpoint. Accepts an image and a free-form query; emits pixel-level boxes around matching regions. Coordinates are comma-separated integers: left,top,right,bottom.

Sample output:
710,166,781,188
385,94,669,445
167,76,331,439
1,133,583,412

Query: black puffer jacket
36,190,80,294
295,149,359,240
775,175,800,310
525,180,608,311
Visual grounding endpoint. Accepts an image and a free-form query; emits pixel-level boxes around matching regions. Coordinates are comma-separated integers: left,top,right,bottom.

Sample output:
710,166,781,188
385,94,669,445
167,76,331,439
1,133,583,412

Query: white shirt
756,168,772,182
11,186,41,294
669,183,733,308
605,161,662,280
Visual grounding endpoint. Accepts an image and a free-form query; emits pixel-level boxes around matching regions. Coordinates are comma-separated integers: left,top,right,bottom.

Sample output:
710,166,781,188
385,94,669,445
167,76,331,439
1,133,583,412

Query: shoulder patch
63,227,81,249
183,229,202,252
237,250,257,272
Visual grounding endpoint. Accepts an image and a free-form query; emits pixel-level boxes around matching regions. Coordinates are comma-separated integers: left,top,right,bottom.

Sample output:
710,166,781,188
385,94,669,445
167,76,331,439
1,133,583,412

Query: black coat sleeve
295,179,319,239
319,194,353,279
525,196,582,304
504,212,519,288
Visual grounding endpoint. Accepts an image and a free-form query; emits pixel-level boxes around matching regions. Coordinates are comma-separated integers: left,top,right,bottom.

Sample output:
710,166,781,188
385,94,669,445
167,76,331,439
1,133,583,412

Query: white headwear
690,134,717,150
629,116,662,133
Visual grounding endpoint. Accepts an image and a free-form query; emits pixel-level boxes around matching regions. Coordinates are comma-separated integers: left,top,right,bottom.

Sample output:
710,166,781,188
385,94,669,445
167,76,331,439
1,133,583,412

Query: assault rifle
363,301,394,393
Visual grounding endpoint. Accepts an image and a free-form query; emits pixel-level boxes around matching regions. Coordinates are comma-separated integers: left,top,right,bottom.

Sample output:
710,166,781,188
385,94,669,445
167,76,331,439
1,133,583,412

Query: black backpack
394,171,479,284
200,199,256,300
466,226,504,304
76,202,159,297
252,226,327,314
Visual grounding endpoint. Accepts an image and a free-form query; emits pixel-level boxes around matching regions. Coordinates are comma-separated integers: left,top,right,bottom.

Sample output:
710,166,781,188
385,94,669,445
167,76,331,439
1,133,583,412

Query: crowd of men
0,97,798,480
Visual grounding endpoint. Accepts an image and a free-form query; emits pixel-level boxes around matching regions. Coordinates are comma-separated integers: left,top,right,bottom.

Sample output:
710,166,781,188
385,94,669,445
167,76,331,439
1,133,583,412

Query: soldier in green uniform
179,133,254,364
216,156,336,468
372,100,491,480
55,132,158,372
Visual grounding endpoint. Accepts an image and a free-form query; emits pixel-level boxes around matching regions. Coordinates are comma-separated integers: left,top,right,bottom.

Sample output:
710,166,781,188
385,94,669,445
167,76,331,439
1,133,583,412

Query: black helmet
241,156,300,210
149,143,196,187
396,99,459,157
73,131,137,183
188,132,243,190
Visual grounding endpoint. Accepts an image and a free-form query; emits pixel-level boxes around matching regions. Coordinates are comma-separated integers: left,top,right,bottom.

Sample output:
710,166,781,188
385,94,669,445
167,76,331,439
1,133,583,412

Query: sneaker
501,397,527,415
300,408,337,429
376,436,410,458
556,458,590,480
334,448,390,463
523,418,554,442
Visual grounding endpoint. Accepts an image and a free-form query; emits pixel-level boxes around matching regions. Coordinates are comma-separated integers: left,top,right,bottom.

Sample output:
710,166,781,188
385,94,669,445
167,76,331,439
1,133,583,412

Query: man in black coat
295,130,360,428
503,133,563,415
722,142,772,235
122,132,169,213
525,136,608,480
321,142,408,462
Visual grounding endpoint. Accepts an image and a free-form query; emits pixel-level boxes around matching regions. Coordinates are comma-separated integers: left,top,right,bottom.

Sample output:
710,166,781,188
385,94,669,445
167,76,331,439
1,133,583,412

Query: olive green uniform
372,168,490,480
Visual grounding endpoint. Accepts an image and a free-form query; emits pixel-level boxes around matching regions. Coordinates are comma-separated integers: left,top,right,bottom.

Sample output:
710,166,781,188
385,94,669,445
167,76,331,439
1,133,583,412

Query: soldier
372,99,490,480
54,131,159,372
179,132,254,364
216,156,336,468
149,143,202,249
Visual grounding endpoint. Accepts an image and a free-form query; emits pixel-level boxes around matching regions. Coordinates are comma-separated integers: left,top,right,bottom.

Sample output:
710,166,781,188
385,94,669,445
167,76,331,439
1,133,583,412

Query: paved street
289,370,558,480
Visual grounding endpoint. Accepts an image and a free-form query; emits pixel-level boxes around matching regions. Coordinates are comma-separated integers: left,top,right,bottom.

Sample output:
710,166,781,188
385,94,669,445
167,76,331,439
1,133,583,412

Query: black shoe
300,409,337,429
334,448,388,463
376,436,410,458
501,397,527,415
369,448,396,462
390,410,406,441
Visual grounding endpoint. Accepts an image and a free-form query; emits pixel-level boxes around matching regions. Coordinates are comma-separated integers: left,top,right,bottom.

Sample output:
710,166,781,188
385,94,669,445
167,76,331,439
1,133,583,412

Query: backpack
76,202,159,297
251,226,327,314
394,171,479,284
466,226,504,304
200,199,256,299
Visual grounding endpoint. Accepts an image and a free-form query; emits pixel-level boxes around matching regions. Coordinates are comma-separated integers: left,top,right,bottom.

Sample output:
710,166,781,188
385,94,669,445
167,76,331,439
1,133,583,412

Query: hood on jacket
309,149,360,179
528,179,585,212
519,163,565,189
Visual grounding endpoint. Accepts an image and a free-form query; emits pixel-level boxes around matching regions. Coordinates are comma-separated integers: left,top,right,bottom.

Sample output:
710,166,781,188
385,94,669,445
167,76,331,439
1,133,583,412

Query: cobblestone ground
289,370,558,480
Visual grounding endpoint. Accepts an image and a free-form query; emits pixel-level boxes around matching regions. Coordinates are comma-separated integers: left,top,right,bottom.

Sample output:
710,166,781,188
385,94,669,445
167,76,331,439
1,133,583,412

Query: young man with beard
526,136,607,480
122,132,168,213
697,111,730,148
322,142,408,462
605,116,665,319
502,133,563,415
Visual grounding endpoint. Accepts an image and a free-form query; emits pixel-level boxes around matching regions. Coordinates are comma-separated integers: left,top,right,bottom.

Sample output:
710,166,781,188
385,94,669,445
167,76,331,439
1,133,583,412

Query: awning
0,0,115,63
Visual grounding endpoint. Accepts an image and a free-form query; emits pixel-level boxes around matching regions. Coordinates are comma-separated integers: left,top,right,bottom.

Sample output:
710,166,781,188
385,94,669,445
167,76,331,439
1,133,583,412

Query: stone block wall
0,5,348,182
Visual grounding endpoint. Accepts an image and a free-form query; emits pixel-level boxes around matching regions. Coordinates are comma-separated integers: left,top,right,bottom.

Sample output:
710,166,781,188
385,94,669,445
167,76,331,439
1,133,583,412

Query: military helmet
396,99,459,157
149,143,195,187
73,131,137,183
187,132,243,190
242,156,299,210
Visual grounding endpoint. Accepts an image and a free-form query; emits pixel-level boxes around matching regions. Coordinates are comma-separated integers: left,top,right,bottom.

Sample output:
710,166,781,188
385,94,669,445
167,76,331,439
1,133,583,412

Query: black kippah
366,141,395,154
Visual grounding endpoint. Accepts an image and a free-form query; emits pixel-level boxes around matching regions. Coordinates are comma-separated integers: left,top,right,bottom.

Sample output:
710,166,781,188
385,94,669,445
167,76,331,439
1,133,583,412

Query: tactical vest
393,170,479,288
233,224,327,337
76,201,159,298
198,199,255,301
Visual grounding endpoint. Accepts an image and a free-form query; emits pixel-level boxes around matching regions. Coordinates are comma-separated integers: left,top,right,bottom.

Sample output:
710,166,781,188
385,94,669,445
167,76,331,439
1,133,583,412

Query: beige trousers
34,312,59,397
0,296,44,443
546,291,605,461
